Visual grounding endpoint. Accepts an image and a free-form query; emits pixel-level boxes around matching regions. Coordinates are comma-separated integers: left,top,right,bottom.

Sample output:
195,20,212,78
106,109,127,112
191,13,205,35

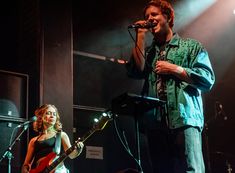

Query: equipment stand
135,117,141,172
112,93,165,173
0,125,29,173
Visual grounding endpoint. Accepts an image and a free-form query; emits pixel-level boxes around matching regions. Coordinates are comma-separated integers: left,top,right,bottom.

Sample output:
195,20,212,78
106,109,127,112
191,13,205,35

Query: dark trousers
146,126,205,173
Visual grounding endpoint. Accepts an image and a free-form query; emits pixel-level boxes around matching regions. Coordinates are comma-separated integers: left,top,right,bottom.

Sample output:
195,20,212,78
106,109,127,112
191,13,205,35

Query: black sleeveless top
32,136,56,168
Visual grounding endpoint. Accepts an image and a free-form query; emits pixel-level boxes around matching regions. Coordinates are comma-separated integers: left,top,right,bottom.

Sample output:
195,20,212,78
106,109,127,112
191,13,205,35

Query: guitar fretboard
45,145,75,172
41,114,111,173
44,127,96,172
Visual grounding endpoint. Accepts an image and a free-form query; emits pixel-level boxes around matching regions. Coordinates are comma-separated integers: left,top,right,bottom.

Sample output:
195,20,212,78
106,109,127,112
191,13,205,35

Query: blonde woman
21,104,84,173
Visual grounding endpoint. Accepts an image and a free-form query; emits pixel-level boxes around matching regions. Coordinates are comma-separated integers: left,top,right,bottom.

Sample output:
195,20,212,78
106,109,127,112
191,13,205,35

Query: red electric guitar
30,112,112,173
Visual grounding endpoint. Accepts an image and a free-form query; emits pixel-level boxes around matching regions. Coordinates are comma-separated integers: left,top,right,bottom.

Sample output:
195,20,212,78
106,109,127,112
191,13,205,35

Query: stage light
174,0,217,31
94,118,99,123
102,112,108,117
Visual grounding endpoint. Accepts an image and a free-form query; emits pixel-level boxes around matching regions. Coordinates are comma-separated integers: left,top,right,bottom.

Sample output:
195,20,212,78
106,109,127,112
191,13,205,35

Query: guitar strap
53,131,61,155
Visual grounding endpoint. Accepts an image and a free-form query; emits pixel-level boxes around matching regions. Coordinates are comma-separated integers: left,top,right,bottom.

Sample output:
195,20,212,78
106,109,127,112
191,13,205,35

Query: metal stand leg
135,117,143,173
7,151,13,173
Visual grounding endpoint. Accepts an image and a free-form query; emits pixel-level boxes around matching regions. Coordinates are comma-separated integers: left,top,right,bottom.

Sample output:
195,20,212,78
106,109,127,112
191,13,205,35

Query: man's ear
163,14,170,23
167,17,172,23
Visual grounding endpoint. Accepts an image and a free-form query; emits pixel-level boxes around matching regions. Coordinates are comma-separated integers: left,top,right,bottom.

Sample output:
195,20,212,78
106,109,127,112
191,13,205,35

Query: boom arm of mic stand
0,124,29,173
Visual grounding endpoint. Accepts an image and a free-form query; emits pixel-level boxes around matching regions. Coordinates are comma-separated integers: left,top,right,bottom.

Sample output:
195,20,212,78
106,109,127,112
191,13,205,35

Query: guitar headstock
93,111,112,131
77,111,113,143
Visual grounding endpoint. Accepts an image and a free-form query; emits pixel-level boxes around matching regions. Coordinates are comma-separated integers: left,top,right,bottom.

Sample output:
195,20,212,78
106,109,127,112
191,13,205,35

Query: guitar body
29,152,57,173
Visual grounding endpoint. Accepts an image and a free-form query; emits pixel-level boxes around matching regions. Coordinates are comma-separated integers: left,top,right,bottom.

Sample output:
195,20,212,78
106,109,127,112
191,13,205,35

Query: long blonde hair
33,104,62,133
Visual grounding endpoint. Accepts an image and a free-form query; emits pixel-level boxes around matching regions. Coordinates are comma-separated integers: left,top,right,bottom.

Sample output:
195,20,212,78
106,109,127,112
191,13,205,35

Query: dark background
0,0,235,172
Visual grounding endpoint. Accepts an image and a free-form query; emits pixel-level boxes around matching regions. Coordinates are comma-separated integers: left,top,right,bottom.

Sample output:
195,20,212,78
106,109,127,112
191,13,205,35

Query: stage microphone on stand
17,116,37,128
128,22,157,29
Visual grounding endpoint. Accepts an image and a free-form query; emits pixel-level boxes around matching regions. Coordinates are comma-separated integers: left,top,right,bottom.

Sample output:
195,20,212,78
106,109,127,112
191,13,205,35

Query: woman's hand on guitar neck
76,141,84,155
68,141,84,159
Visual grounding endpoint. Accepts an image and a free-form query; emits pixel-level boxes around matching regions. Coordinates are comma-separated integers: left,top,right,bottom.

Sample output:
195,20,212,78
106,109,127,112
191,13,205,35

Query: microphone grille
31,116,37,121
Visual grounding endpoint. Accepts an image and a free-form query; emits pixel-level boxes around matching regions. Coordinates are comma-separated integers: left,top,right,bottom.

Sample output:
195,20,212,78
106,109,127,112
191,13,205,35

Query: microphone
128,22,157,29
17,116,37,128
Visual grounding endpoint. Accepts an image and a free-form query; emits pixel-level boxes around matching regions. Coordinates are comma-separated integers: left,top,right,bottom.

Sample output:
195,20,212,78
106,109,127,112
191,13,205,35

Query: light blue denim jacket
127,34,215,131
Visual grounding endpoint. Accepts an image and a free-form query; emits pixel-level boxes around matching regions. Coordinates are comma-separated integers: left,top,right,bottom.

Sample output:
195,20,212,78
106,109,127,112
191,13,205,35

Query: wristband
176,66,184,74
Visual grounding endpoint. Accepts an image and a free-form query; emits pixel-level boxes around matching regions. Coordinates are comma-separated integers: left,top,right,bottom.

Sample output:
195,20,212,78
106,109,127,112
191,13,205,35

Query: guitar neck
43,114,111,173
45,127,97,172
80,127,96,142
45,146,74,172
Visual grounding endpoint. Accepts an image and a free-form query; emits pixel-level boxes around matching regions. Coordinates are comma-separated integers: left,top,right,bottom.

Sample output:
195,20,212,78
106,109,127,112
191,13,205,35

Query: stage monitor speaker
0,70,28,119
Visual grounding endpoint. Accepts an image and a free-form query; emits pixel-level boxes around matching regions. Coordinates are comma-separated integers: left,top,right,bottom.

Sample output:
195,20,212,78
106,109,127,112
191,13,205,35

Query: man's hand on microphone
128,20,157,29
133,20,150,32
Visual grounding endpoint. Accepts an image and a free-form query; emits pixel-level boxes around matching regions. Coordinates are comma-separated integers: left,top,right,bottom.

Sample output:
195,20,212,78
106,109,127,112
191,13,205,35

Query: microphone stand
0,125,29,173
